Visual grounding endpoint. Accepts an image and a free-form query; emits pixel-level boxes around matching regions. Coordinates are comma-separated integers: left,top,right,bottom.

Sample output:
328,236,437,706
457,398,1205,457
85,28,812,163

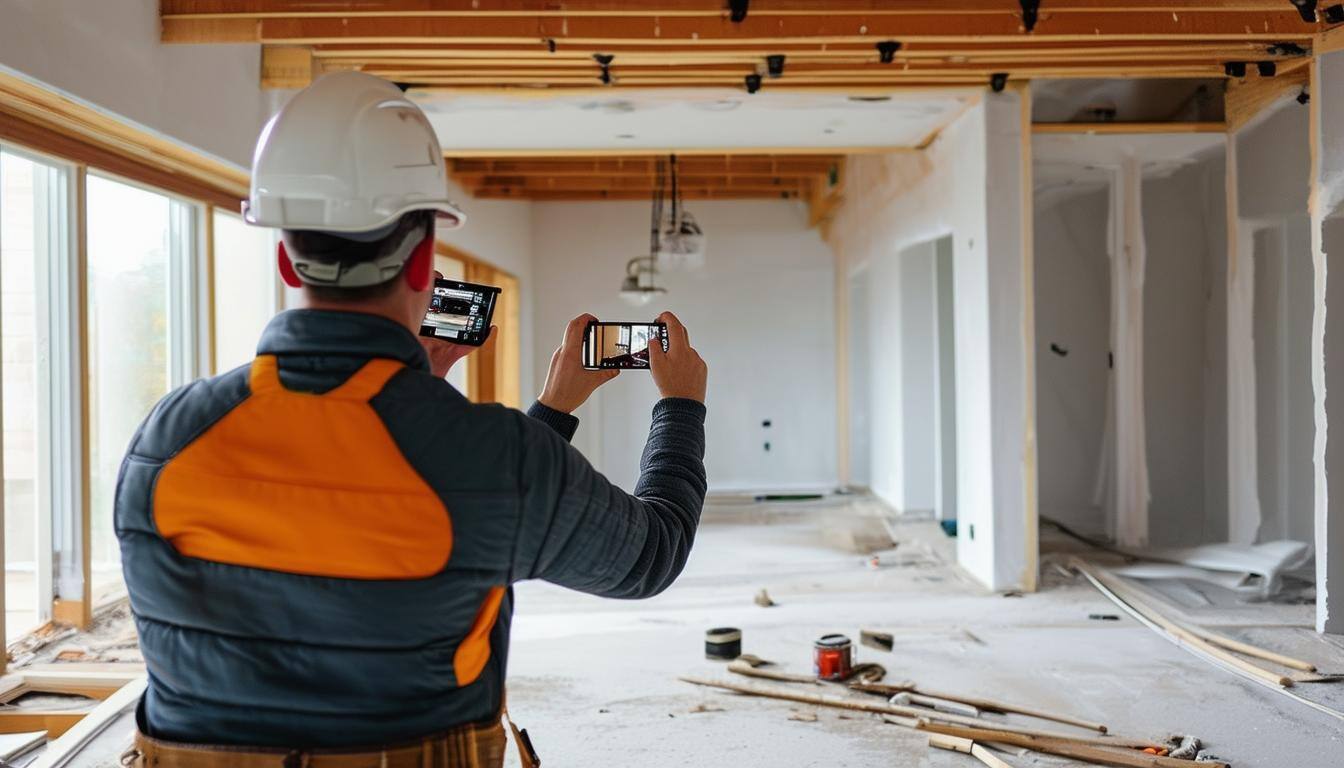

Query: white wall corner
1311,51,1344,634
970,86,1037,592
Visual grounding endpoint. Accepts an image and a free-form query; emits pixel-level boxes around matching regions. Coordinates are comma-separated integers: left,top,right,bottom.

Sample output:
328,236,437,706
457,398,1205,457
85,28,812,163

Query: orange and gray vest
116,309,707,748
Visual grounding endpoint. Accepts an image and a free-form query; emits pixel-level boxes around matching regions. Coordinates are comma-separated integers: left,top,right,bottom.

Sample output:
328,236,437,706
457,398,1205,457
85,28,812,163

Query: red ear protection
404,234,434,292
277,242,302,288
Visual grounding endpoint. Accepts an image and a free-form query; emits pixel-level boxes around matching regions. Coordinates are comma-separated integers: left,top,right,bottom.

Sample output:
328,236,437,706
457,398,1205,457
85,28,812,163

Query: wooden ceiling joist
449,157,838,175
447,153,839,203
160,1,1335,91
173,14,1319,47
473,188,805,201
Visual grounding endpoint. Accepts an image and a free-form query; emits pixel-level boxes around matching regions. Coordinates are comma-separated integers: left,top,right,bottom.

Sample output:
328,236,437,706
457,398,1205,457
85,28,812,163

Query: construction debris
1071,557,1344,724
859,629,894,652
928,733,1016,768
679,676,1143,746
915,720,1228,768
850,681,1108,734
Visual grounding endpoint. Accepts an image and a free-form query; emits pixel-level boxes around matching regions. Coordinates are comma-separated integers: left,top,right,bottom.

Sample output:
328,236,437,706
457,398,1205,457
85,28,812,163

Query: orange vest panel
154,355,452,580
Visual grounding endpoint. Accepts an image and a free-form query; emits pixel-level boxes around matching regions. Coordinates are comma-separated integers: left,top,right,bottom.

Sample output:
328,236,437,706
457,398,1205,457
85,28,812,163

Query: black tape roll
704,627,742,660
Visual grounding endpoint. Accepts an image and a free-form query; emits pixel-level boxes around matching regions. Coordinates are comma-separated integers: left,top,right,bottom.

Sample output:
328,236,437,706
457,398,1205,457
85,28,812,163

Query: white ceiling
1033,131,1225,206
409,87,975,153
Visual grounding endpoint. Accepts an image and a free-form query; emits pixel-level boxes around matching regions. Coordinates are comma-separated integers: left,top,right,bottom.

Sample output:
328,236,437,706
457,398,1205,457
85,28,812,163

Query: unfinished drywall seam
1016,81,1039,592
1226,135,1264,546
835,243,851,489
1113,157,1152,548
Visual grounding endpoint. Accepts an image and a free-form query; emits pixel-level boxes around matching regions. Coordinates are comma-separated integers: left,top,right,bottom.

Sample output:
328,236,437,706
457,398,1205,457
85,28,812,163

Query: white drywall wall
1034,188,1110,537
1143,156,1232,547
0,0,266,168
1234,99,1314,549
897,240,938,515
529,199,837,493
830,93,1036,591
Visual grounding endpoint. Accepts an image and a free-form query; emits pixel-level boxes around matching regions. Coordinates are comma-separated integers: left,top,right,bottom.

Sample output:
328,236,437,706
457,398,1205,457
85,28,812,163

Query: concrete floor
45,494,1344,767
501,496,1344,767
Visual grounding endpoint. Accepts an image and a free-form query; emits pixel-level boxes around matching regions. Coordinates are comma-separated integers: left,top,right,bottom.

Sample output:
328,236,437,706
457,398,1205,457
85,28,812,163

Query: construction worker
115,71,708,767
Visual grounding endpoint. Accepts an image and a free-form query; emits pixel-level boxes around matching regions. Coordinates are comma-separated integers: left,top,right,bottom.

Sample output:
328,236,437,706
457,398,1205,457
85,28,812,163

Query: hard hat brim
241,199,466,233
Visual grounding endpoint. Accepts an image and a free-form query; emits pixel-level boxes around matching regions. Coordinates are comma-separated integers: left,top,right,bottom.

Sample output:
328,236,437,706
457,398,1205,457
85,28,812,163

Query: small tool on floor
705,627,742,660
892,691,980,718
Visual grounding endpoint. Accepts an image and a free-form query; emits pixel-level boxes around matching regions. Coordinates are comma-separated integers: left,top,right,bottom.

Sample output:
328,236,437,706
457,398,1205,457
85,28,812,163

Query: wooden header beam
448,152,839,203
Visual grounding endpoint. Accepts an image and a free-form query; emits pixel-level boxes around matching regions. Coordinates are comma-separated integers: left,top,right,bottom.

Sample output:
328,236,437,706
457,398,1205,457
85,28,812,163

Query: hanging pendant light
619,157,670,305
658,154,707,269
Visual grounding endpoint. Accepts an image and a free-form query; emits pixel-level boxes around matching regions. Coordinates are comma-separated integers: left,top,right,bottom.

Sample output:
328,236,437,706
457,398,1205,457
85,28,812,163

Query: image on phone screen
582,322,668,370
419,278,501,347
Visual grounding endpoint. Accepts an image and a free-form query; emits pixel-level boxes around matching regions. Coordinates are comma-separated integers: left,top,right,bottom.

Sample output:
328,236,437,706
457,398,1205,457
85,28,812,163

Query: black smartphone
582,321,668,370
418,278,501,346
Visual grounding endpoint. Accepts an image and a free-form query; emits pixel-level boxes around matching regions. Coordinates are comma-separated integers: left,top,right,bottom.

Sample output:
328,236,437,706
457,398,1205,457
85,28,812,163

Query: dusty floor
500,496,1344,767
42,494,1344,766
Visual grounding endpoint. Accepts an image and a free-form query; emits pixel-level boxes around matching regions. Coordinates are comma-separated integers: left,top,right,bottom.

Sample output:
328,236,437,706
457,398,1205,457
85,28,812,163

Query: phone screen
582,322,668,370
419,278,500,346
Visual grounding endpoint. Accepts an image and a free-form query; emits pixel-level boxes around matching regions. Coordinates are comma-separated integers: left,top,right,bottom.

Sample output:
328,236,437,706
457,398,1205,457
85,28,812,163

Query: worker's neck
299,294,417,335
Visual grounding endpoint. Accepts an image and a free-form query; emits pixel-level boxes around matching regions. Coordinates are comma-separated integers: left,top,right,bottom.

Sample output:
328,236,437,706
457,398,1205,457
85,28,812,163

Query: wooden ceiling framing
448,154,842,201
163,1,1333,91
161,2,1339,202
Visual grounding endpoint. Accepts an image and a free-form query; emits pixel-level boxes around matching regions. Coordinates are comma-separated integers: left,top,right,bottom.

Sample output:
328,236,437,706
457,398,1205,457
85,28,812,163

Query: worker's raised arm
511,312,708,598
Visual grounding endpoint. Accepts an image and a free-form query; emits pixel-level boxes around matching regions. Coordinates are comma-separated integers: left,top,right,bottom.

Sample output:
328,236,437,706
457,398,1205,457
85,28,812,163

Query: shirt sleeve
525,400,579,443
510,397,707,598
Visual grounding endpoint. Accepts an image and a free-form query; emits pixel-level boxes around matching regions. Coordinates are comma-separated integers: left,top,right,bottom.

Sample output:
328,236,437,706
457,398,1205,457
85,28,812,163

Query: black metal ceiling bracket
1290,0,1318,24
876,40,902,64
1020,0,1041,32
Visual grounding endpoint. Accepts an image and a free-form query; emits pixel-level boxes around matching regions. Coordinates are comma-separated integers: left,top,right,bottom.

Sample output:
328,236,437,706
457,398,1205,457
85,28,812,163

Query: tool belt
122,719,509,768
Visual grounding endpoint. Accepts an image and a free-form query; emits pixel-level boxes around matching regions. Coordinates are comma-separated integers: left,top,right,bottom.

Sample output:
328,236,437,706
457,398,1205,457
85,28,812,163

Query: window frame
0,142,82,643
0,145,222,646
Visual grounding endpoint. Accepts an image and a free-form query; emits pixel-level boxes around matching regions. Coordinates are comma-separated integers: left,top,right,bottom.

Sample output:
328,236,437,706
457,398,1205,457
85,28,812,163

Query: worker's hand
648,311,707,403
539,313,618,414
420,326,494,379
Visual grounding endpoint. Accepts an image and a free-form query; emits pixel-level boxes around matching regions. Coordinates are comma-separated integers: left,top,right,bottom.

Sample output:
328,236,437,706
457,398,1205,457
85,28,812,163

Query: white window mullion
43,161,82,610
168,201,201,386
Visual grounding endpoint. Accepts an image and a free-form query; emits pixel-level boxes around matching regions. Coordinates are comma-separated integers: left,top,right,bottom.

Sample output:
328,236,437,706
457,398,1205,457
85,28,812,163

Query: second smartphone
419,278,500,346
582,321,668,370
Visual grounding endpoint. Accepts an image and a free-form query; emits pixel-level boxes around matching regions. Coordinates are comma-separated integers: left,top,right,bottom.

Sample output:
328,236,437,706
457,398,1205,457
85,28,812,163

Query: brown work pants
122,720,508,768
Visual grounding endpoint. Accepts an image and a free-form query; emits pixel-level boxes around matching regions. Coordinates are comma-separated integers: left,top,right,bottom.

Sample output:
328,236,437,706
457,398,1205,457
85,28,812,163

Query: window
212,209,279,373
86,174,200,592
0,148,73,640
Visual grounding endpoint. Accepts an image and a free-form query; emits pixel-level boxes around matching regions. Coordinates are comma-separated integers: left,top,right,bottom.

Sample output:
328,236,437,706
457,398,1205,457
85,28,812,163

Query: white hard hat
242,71,465,234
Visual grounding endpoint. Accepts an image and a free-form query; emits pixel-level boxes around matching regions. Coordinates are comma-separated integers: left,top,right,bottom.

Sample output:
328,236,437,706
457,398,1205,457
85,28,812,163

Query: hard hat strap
288,225,423,288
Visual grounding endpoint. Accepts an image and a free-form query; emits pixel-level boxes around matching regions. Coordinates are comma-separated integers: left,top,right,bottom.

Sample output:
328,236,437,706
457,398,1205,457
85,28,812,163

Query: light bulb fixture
619,256,666,306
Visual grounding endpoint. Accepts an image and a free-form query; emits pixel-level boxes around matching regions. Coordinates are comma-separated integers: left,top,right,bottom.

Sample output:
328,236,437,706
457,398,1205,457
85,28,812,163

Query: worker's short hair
282,210,434,302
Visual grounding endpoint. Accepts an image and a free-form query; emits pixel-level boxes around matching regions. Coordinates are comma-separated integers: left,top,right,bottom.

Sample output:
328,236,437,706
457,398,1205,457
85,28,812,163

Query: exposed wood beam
156,1,1338,18
1031,121,1227,134
447,146,904,158
466,178,813,193
1225,66,1311,131
312,41,1295,60
261,45,315,89
473,188,805,200
448,157,840,175
162,11,1319,46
